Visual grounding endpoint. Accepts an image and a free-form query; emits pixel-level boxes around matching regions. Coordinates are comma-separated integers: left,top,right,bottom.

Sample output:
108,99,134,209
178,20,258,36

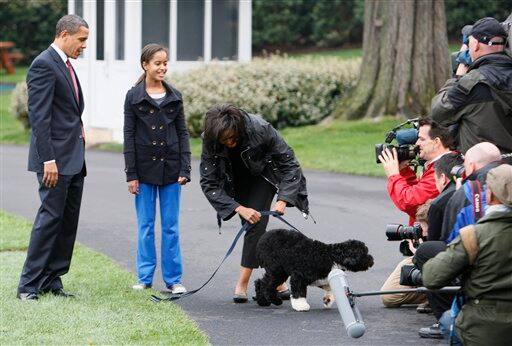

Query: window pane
115,0,125,60
75,0,83,17
212,0,238,60
177,0,204,61
142,0,170,47
96,0,104,60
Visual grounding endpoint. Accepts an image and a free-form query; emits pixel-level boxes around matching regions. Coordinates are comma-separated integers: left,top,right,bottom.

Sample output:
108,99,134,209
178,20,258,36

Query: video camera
375,118,420,164
385,222,424,257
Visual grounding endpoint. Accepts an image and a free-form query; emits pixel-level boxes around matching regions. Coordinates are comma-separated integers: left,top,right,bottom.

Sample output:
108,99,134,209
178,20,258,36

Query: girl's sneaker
132,282,152,290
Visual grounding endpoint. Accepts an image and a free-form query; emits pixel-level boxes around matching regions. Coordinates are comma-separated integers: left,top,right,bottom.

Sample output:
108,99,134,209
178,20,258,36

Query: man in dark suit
17,14,89,300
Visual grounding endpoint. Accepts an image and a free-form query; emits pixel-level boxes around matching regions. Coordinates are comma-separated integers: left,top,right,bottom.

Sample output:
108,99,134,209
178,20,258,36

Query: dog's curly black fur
254,229,374,309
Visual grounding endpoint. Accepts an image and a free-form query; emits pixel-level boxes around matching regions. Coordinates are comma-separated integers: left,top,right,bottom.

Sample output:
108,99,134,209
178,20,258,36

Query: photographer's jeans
135,182,183,287
439,310,462,345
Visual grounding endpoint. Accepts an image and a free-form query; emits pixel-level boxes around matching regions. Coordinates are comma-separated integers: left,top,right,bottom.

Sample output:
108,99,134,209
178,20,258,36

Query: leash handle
151,210,302,302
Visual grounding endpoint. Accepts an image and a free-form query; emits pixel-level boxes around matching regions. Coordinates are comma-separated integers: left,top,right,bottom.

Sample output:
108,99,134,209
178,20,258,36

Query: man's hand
235,206,261,224
455,63,469,76
379,148,400,177
43,162,59,188
272,200,287,215
128,180,139,194
407,239,423,255
178,177,188,185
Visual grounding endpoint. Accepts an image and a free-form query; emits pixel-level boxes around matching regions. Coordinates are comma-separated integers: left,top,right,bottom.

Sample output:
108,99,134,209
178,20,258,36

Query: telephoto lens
385,223,422,241
399,264,423,286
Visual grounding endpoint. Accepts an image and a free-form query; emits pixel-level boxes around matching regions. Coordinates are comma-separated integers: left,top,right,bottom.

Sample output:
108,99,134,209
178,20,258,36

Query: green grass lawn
282,118,400,177
0,66,28,84
0,210,209,345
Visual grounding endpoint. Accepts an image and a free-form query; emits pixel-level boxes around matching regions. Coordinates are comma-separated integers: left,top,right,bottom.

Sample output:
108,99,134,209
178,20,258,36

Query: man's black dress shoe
17,292,39,301
51,288,75,298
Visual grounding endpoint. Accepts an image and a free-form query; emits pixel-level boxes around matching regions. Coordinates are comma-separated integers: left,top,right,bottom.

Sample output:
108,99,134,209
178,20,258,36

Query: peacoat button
160,158,164,161
160,141,165,146
151,125,156,130
152,156,156,161
139,106,143,111
159,125,164,130
152,141,156,145
150,109,154,114
167,108,173,112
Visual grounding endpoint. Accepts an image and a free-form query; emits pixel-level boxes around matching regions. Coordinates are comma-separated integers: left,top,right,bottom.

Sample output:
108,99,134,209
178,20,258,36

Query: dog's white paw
323,293,335,308
291,297,310,312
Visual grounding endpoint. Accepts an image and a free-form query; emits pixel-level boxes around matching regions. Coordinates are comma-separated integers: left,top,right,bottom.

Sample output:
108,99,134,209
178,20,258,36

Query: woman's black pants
235,176,276,268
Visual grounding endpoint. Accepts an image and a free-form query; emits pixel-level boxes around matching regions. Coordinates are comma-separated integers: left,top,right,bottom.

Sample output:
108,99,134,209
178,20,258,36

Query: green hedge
171,56,360,137
0,0,67,63
252,0,511,51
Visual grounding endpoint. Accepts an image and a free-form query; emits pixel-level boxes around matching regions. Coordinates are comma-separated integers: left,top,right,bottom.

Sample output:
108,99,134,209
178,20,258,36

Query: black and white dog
254,229,373,311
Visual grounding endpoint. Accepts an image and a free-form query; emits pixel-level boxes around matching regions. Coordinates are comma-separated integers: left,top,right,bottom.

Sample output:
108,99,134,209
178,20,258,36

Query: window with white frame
115,0,125,60
177,0,204,61
142,0,170,48
212,0,238,60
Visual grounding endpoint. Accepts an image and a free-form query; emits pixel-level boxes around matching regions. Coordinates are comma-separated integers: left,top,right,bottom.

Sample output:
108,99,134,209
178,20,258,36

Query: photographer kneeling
423,164,512,346
410,152,465,339
379,119,453,307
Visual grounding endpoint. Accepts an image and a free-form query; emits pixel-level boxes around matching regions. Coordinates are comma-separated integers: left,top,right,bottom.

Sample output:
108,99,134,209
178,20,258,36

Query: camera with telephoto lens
375,118,420,164
386,222,424,256
385,223,423,241
400,264,422,286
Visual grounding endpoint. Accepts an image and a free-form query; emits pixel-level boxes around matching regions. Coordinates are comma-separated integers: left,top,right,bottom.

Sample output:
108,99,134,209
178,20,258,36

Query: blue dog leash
150,210,302,302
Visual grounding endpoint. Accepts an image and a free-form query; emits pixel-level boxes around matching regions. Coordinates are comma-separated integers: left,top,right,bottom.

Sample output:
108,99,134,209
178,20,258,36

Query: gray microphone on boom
328,268,366,338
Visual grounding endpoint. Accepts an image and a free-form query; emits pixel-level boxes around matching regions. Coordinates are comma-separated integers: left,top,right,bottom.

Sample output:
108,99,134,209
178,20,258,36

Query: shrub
0,0,67,63
10,82,29,130
170,56,360,136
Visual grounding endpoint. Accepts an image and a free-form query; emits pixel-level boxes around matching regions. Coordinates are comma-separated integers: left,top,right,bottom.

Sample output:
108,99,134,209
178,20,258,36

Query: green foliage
253,0,315,49
0,92,29,144
311,0,364,48
170,56,360,136
0,0,67,63
253,0,510,52
445,0,512,40
10,82,29,129
252,0,364,51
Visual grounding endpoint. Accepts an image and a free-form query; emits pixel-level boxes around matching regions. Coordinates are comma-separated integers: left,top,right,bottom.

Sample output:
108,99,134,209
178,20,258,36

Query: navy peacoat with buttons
123,81,191,185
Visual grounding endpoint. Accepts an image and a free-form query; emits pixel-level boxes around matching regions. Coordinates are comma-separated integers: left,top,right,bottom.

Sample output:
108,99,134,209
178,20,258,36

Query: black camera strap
150,211,303,303
469,180,484,222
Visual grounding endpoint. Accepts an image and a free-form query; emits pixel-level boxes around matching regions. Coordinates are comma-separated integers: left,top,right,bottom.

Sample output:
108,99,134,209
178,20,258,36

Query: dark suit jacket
27,46,86,176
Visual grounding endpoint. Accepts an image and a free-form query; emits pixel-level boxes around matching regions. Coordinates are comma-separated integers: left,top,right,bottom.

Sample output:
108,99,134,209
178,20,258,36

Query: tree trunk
333,0,449,120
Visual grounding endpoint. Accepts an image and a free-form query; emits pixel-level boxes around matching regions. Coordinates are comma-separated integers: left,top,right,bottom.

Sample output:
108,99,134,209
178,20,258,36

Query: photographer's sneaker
169,283,187,294
132,282,151,290
418,323,444,339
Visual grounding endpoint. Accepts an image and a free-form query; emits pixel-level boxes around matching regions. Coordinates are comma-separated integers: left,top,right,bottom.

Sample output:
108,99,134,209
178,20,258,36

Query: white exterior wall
68,0,252,144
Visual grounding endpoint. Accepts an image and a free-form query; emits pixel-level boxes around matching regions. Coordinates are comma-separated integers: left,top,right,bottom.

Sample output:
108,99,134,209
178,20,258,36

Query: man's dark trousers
18,168,85,294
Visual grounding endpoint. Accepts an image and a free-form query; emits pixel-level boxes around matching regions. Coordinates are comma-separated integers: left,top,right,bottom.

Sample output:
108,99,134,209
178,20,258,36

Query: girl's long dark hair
135,43,169,85
203,104,246,152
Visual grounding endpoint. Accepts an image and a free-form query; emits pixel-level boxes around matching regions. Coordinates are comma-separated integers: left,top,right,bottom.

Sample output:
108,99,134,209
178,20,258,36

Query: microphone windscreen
328,269,366,338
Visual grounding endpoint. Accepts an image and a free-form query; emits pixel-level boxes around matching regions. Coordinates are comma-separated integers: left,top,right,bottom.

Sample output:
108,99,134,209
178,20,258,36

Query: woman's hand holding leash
273,200,287,215
178,177,188,185
235,206,261,224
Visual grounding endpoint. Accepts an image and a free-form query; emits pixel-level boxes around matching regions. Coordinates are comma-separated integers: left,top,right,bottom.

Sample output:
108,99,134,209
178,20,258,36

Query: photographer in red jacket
379,118,454,226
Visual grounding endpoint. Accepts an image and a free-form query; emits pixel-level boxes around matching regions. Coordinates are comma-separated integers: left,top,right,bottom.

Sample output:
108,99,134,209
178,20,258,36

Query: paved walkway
1,145,443,345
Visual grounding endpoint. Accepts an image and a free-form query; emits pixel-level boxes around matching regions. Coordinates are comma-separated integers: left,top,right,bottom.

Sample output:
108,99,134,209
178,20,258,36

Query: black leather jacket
199,112,309,221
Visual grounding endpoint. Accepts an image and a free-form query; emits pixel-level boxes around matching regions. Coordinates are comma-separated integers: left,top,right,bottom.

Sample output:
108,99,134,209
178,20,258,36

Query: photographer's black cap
468,17,507,44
